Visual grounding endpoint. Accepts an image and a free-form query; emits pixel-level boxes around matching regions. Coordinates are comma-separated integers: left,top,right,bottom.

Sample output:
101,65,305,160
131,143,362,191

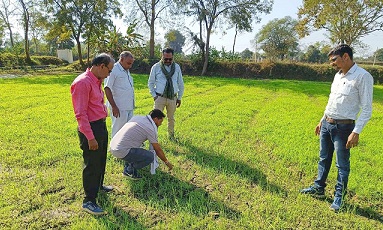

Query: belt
325,116,354,124
90,118,106,124
156,92,177,98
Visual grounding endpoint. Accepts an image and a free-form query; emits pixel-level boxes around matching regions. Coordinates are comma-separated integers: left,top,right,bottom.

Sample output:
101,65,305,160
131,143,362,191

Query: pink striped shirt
71,68,108,140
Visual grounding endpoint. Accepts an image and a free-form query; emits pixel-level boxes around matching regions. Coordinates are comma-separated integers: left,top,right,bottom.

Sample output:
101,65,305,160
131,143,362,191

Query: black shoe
100,185,113,193
82,201,107,215
123,169,142,180
300,185,325,196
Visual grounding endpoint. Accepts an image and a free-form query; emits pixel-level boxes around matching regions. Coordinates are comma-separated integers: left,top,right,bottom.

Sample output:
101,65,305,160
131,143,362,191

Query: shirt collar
86,68,102,85
117,62,130,75
146,115,158,135
339,63,357,76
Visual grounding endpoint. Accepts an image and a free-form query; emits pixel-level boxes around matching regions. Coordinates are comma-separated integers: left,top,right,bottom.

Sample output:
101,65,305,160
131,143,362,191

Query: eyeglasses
105,65,112,73
163,58,173,61
330,56,339,62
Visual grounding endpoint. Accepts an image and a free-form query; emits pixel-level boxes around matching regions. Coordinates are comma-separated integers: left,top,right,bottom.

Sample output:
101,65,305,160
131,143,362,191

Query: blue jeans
122,148,154,172
314,119,354,198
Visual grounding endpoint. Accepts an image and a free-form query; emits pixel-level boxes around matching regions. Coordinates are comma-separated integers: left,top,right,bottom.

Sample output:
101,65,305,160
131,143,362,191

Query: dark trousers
78,120,108,204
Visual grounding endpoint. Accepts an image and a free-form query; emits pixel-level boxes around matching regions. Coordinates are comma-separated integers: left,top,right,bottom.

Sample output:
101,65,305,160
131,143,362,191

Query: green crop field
1,74,382,229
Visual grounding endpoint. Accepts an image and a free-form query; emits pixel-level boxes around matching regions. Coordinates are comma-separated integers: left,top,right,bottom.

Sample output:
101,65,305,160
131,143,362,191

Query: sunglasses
163,58,173,61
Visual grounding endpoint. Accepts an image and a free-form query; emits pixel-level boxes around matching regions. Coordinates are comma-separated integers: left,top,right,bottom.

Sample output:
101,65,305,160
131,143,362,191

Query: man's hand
88,139,99,150
176,100,181,108
165,161,173,170
346,132,359,149
315,122,322,136
112,106,120,118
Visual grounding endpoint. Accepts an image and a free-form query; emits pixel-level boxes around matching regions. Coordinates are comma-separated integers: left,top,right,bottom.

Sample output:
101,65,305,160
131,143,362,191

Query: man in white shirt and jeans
110,109,173,179
300,44,373,212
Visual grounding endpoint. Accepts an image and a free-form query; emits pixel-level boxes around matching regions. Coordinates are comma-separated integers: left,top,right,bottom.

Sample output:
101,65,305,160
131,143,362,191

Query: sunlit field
1,74,382,229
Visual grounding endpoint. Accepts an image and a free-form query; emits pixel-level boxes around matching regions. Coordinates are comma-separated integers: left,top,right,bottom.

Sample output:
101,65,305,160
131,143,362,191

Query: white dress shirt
104,62,135,110
323,63,373,134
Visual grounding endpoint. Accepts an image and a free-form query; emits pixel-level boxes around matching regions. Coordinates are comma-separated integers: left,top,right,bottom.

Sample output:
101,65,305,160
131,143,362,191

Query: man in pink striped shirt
71,53,115,215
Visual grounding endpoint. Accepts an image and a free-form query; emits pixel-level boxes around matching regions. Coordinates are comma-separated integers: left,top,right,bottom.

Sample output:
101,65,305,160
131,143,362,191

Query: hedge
0,53,67,67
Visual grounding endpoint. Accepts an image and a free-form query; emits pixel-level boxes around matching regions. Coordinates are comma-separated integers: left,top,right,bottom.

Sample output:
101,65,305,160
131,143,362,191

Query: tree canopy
175,0,273,75
256,16,299,60
297,0,383,46
164,30,185,54
45,0,121,65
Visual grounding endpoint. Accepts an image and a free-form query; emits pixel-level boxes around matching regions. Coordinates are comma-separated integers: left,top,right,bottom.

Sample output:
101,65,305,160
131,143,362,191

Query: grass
0,73,383,229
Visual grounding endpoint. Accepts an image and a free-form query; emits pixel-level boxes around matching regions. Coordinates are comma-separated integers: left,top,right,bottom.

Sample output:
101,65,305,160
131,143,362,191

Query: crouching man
110,109,173,179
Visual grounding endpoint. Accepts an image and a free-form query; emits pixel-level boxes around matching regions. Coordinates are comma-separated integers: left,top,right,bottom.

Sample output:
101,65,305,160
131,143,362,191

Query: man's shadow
169,139,287,196
96,192,147,229
312,192,383,222
129,170,240,220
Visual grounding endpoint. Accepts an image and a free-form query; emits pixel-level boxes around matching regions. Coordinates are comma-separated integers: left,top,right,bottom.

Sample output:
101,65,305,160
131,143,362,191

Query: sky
183,0,383,57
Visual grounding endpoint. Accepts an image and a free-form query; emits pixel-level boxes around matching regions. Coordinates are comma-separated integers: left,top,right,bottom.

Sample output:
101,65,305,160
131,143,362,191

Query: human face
329,54,343,70
100,63,113,79
153,117,164,127
121,56,134,70
162,52,173,66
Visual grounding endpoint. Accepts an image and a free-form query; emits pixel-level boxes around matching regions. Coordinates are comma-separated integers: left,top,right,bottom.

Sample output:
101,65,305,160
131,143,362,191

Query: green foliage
32,56,68,65
174,0,273,75
374,48,383,62
256,16,300,60
240,48,254,60
1,75,383,228
45,0,122,66
301,43,332,63
164,30,186,54
0,53,67,67
297,0,383,46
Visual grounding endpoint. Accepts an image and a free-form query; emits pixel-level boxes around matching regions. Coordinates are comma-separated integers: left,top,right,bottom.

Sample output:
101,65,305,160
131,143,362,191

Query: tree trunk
232,26,238,55
19,0,31,63
201,27,212,76
7,25,14,47
199,20,205,64
24,29,31,63
149,0,155,59
76,38,84,67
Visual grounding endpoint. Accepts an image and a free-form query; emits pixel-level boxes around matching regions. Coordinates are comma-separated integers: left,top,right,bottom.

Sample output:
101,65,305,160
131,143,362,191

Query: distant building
57,49,73,63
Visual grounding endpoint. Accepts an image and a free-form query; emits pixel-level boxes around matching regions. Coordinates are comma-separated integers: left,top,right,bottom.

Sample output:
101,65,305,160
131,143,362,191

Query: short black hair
91,53,114,66
328,44,353,60
149,109,166,119
162,47,174,55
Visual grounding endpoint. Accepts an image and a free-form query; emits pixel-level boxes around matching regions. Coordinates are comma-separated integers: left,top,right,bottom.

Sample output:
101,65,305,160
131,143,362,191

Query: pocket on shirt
339,82,352,95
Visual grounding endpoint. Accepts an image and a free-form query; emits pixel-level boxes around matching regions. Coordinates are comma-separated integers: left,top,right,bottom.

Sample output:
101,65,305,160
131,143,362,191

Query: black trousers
77,120,108,204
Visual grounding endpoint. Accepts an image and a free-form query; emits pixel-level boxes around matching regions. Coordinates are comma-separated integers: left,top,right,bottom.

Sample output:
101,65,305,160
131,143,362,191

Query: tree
164,30,185,54
126,0,176,59
0,0,17,47
374,48,383,62
175,0,272,75
18,0,32,63
29,7,49,54
91,22,143,61
240,48,254,60
228,7,256,54
297,0,383,46
45,0,121,66
255,16,299,60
